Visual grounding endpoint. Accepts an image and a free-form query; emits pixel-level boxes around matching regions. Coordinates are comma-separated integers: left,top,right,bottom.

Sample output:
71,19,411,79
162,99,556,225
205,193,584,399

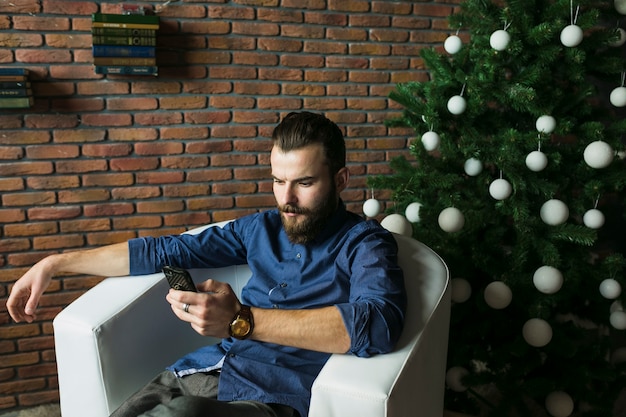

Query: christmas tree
369,0,626,416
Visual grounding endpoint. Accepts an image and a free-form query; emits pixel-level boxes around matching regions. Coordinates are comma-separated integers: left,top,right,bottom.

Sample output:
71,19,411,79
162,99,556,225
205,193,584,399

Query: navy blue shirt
128,204,406,417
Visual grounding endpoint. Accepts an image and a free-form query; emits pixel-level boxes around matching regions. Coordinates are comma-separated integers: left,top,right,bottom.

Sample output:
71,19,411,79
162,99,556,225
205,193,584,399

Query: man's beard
278,191,337,244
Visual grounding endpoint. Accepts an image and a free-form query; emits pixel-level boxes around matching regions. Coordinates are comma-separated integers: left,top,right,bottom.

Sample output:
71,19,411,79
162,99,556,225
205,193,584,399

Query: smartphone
163,265,197,292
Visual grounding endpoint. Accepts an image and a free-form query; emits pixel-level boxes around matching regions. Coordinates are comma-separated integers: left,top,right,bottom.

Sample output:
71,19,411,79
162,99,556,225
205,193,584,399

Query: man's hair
272,111,346,175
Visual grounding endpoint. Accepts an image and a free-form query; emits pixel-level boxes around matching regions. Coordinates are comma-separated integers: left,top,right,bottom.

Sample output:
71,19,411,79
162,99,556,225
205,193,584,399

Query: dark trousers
110,371,299,417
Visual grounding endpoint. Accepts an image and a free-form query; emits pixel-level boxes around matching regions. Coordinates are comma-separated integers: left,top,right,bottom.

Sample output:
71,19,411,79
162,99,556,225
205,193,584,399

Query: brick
0,162,53,177
113,216,163,230
59,219,111,233
33,234,83,250
86,231,137,246
111,186,160,200
135,171,185,185
54,129,106,143
19,390,60,407
83,203,134,217
162,184,210,198
82,173,134,187
163,212,212,227
2,192,56,207
25,144,79,159
135,142,183,156
57,189,110,203
7,251,56,267
0,324,40,341
186,197,234,211
109,157,159,172
27,206,81,221
13,16,70,31
24,114,79,129
4,222,58,237
0,178,23,192
108,128,159,141
160,126,209,140
0,146,24,160
136,201,184,213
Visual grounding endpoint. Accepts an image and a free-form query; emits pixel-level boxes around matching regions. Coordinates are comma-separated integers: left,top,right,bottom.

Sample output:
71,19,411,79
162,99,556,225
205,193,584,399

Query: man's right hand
6,258,54,323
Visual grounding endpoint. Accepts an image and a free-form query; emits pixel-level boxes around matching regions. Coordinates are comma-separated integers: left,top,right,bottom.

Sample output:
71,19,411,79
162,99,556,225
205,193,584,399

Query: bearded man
7,111,406,417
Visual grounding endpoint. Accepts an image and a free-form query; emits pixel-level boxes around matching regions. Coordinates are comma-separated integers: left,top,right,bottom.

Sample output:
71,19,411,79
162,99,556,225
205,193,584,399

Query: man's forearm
46,242,130,277
250,305,351,354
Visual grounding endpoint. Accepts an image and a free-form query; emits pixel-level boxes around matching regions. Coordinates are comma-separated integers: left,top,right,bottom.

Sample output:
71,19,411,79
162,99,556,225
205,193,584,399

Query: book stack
91,12,159,75
0,68,33,109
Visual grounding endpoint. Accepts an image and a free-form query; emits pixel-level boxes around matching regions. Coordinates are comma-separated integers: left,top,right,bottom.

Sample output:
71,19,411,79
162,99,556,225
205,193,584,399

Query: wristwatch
229,305,254,340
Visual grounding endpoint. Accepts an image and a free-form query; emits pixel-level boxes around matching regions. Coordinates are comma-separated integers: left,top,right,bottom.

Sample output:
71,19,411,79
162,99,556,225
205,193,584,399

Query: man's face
271,143,348,244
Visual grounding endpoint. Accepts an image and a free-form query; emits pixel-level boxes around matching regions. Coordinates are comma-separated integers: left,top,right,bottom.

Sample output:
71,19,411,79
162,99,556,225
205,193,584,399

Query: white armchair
53,221,450,417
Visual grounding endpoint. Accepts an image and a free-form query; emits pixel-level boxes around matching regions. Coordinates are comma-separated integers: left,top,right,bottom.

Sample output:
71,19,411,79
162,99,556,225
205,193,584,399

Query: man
7,111,406,417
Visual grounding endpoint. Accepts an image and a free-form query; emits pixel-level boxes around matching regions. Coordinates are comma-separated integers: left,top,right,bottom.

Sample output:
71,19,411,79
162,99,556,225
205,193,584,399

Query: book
92,35,156,46
0,68,29,76
92,13,159,26
93,57,156,66
0,96,33,108
0,88,32,97
92,45,155,57
92,27,156,37
0,81,30,89
92,13,159,30
94,65,158,75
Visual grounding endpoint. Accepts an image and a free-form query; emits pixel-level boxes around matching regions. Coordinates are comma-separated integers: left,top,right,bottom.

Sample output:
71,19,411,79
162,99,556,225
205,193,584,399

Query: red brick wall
0,0,456,411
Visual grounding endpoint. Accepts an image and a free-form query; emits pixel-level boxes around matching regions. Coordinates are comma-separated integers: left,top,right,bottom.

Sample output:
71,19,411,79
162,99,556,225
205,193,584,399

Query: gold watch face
231,318,251,337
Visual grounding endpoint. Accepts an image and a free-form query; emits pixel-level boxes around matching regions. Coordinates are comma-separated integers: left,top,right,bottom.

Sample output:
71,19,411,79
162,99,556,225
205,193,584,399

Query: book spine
0,68,29,76
92,45,155,58
92,35,156,46
93,57,156,66
91,22,159,30
92,13,159,25
94,65,158,75
92,27,156,37
0,81,30,89
0,97,33,108
0,89,32,97
0,75,28,82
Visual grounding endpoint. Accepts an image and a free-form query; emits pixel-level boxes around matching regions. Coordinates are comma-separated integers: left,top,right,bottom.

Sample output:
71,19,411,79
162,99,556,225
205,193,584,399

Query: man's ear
335,167,350,192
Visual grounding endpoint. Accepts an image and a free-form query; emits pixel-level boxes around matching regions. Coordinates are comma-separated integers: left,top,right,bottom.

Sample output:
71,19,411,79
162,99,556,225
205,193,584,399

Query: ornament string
502,20,512,31
594,195,599,209
569,1,580,25
460,83,466,97
621,71,625,87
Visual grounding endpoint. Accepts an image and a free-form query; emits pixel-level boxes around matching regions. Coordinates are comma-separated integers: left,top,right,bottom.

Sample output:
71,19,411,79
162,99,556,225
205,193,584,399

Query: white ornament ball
533,266,564,295
405,202,422,223
484,281,512,309
583,141,614,169
445,366,469,392
490,29,511,51
540,199,569,226
545,391,575,417
522,318,553,347
536,115,557,133
489,178,513,200
464,157,483,176
447,95,467,115
599,278,622,299
421,131,441,151
610,86,626,107
616,0,626,15
583,208,605,229
438,207,465,233
380,213,412,237
610,28,626,47
560,24,584,47
611,300,623,314
610,311,626,330
363,198,381,218
444,35,463,54
451,278,472,303
526,150,548,172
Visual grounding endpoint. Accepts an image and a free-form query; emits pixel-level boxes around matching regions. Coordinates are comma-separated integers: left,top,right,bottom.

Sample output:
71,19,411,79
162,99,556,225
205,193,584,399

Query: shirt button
296,253,301,259
272,304,279,309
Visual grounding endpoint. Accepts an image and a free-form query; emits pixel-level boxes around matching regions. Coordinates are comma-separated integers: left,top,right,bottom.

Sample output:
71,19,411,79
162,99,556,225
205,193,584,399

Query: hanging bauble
583,140,614,169
522,318,553,347
484,281,512,309
380,213,412,237
489,29,510,51
489,178,512,200
540,199,569,226
464,157,483,176
444,35,463,54
445,366,469,392
533,266,563,295
610,86,626,107
363,198,381,218
599,278,622,299
610,311,626,330
545,391,575,417
609,28,626,47
438,207,465,232
616,0,626,14
404,202,422,223
421,131,441,151
451,278,472,303
526,150,548,172
560,24,583,47
582,208,605,229
536,115,556,133
447,95,467,115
